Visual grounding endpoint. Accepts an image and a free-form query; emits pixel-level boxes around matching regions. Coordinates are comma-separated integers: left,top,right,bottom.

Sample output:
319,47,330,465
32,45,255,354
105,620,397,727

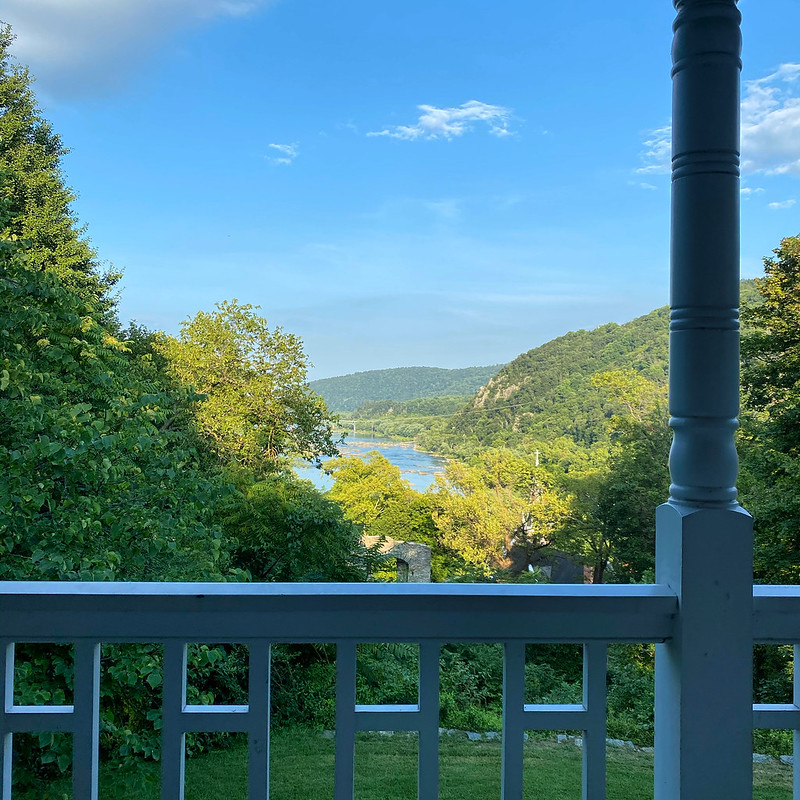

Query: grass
19,730,795,799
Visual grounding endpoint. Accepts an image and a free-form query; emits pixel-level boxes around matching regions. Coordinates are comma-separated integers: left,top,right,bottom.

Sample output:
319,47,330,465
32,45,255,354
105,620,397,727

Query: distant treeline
310,365,504,412
350,395,472,419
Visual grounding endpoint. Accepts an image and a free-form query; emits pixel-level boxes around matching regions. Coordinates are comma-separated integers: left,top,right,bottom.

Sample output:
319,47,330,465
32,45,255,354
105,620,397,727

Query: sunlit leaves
157,300,339,471
432,449,569,576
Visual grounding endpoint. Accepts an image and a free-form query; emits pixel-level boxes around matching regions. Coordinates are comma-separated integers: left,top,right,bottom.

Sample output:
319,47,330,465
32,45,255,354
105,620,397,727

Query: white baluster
162,641,187,800
501,641,525,800
334,642,356,800
417,641,440,800
248,641,271,800
72,641,100,800
581,642,607,800
794,644,800,800
0,643,12,800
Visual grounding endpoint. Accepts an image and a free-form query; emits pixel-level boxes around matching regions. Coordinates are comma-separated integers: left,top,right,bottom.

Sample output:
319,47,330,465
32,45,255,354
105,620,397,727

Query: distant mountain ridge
310,365,505,413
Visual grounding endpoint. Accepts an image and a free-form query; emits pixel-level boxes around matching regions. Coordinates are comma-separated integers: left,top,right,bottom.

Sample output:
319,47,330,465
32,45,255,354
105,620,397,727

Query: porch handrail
0,581,677,642
3,581,799,643
3,581,800,800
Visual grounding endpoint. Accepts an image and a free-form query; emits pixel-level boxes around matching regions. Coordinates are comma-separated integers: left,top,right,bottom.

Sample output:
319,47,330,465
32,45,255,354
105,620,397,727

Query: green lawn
21,730,794,799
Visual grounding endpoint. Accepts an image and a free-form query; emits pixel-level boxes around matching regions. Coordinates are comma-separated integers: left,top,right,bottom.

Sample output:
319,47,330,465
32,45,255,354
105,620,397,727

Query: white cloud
768,199,796,210
1,0,275,97
742,64,800,175
267,142,298,165
368,100,514,141
636,125,671,175
637,63,800,177
740,187,765,195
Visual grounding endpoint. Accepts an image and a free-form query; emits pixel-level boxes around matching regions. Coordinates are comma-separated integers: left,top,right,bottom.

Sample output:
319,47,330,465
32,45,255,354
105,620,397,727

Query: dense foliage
310,364,503,413
590,370,670,583
0,250,236,582
325,451,458,581
222,471,382,582
431,450,569,577
158,300,339,472
741,236,800,583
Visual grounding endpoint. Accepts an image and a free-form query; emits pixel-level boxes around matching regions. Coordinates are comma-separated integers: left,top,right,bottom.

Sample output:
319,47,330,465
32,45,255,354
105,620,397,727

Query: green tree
325,451,457,580
432,449,568,576
546,371,669,584
554,468,612,584
741,236,800,451
221,472,380,582
591,371,670,582
326,451,413,527
0,243,236,582
0,26,117,309
741,235,800,582
157,300,339,472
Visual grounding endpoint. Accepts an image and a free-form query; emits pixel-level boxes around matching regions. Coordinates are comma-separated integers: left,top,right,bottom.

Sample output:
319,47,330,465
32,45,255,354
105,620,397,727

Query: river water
294,435,448,493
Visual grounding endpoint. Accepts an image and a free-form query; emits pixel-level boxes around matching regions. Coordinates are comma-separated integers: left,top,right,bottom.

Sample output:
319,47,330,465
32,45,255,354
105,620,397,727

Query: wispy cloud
364,196,464,227
267,143,298,165
740,186,765,196
768,199,796,210
421,199,462,221
636,125,671,175
368,100,514,141
2,0,276,97
637,63,800,177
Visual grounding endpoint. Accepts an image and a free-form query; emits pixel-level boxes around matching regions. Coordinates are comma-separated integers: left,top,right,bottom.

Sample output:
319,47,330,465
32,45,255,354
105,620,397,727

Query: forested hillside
310,365,503,412
419,280,758,457
420,307,669,454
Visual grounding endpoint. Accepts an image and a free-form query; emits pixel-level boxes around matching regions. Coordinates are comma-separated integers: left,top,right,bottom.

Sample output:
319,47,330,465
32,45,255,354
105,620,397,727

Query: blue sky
4,0,800,379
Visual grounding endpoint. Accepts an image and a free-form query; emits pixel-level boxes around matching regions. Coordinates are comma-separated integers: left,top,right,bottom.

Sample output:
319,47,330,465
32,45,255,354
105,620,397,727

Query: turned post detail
655,2,754,798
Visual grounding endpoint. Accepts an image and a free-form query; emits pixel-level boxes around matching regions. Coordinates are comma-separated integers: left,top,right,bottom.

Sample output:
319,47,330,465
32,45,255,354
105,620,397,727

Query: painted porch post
654,1,754,798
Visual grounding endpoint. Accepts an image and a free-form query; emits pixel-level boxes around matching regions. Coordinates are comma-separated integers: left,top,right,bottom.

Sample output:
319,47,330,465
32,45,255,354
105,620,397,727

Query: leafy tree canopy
432,449,569,576
325,451,462,581
220,472,381,582
741,235,800,582
157,300,339,472
742,236,800,452
0,241,236,581
326,451,414,528
591,371,670,582
0,26,117,310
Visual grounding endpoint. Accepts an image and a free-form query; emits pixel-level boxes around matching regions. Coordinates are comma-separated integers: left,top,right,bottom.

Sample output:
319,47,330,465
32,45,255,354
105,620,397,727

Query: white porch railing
1,582,799,799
